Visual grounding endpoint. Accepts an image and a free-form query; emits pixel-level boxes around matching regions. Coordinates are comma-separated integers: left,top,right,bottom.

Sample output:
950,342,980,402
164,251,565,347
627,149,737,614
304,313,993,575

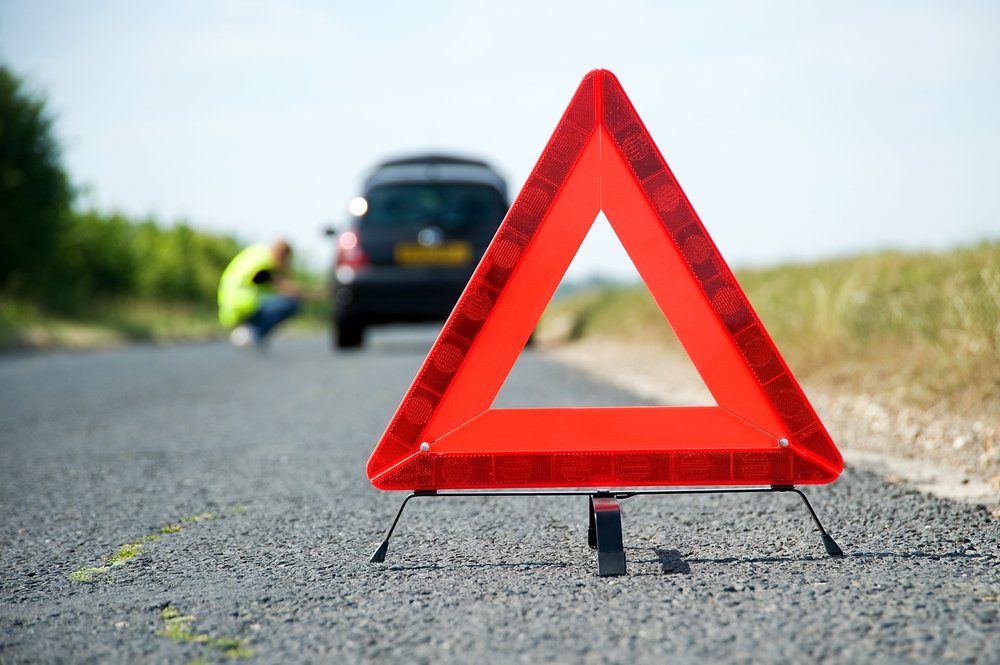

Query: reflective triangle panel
366,70,843,490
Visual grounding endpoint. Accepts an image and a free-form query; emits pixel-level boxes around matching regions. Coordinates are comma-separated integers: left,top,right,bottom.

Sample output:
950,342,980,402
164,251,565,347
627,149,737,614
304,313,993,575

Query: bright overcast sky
2,0,998,280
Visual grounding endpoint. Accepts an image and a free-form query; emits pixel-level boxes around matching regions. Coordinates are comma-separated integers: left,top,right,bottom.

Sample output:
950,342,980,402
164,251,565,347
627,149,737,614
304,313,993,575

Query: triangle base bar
367,487,845,576
371,446,838,490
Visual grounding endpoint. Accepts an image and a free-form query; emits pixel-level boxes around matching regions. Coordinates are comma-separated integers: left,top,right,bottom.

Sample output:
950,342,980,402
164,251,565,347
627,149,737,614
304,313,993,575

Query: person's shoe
229,325,256,349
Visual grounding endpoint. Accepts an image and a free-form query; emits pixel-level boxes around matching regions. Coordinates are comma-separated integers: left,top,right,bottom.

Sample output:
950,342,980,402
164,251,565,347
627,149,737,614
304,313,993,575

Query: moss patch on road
68,537,159,582
159,604,252,660
67,566,113,583
68,506,243,583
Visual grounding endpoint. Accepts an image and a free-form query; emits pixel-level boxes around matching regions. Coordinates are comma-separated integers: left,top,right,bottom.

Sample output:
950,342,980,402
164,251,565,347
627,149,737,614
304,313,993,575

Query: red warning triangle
367,70,843,490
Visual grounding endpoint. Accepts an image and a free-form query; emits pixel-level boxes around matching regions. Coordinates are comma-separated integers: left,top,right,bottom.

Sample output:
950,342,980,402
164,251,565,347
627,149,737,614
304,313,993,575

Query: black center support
589,493,627,576
369,486,844,572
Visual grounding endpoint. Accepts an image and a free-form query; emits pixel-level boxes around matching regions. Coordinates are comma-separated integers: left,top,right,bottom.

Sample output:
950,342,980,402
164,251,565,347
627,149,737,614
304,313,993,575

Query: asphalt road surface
1,331,998,664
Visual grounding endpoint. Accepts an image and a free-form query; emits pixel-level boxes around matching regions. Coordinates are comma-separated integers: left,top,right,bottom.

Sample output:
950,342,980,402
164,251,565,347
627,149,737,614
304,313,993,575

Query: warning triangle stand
366,70,844,575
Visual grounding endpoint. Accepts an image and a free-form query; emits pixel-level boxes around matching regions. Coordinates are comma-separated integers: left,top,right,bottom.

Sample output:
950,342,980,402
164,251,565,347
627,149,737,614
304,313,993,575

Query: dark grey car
332,154,509,348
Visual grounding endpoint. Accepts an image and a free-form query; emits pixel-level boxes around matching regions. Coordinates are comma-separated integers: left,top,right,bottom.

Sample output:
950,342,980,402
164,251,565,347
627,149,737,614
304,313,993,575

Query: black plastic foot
370,539,390,563
591,496,627,576
822,533,844,557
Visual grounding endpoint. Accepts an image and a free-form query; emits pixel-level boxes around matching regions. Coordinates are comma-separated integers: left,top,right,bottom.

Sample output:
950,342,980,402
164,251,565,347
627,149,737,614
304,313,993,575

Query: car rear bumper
334,266,472,324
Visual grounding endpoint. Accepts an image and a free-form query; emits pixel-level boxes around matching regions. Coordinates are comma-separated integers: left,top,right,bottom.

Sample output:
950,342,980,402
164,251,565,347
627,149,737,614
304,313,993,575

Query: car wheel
335,317,364,349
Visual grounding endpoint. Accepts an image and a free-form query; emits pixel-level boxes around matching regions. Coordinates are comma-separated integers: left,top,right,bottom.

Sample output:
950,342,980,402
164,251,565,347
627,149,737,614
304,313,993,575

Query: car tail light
335,230,369,268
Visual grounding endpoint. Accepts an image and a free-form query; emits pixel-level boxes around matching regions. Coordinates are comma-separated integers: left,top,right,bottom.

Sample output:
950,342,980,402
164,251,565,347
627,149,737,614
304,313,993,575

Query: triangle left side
367,72,602,484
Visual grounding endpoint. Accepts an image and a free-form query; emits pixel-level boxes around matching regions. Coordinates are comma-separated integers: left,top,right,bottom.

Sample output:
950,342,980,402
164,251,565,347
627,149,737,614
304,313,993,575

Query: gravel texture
1,331,998,664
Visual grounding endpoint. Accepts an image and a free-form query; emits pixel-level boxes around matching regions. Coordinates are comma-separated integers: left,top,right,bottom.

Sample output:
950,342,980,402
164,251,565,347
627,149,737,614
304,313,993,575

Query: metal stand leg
370,491,431,563
368,486,844,568
771,485,844,556
590,494,627,576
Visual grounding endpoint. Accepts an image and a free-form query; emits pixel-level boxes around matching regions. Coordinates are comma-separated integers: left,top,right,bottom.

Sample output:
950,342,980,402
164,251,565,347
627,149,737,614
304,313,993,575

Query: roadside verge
543,340,1000,516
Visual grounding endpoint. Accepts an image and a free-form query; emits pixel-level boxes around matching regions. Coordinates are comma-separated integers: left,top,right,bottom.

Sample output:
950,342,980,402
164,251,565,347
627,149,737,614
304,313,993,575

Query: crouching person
218,238,300,348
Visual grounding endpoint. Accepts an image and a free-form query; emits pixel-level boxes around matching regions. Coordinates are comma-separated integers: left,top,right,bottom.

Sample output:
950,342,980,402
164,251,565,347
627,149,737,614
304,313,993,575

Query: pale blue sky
2,1,998,279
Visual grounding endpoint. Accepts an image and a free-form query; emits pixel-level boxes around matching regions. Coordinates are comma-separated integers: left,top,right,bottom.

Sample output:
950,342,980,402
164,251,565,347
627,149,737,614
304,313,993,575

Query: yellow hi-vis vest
217,244,277,327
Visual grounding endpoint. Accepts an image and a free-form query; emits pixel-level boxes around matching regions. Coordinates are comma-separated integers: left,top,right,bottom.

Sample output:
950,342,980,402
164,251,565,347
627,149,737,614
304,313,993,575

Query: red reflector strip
371,449,837,491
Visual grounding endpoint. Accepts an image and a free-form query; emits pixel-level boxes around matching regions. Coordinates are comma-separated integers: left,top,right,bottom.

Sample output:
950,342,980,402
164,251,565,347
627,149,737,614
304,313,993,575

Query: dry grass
539,241,1000,418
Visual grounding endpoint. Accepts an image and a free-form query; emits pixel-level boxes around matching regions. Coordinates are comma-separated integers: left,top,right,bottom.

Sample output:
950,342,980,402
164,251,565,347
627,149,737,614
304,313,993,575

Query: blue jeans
244,295,300,340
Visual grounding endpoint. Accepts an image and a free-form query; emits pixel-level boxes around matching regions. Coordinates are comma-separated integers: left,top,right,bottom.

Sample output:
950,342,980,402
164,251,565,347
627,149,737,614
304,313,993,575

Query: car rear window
362,183,507,231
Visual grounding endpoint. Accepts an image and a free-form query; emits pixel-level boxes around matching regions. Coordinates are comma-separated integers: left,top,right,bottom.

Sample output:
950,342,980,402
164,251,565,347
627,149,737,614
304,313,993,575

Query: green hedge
42,211,242,312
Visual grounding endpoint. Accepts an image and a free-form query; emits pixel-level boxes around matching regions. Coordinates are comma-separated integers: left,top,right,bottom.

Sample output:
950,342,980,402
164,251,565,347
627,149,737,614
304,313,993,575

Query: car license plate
394,241,472,266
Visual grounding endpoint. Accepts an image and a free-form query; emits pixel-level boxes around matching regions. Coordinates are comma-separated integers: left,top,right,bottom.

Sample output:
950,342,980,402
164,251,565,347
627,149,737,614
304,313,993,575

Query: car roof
363,153,508,200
